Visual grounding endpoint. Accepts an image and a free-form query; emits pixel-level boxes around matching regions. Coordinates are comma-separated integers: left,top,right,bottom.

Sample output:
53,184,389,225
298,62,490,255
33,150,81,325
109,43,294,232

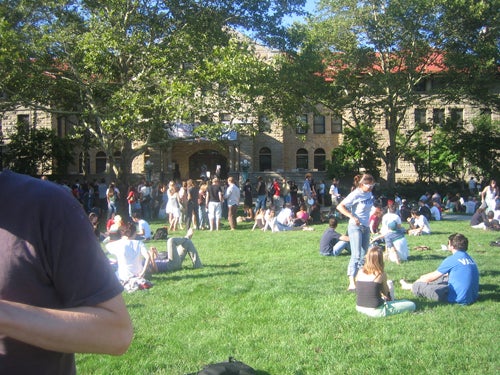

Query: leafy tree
1,0,305,185
275,0,499,188
458,116,500,180
400,115,500,183
4,122,74,176
327,123,381,181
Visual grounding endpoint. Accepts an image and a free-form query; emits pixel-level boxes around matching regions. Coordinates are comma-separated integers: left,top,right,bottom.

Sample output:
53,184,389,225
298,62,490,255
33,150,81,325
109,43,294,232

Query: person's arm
0,294,132,355
371,233,384,243
416,270,443,283
380,273,391,300
339,234,349,242
218,187,224,203
138,244,151,278
337,200,360,225
481,186,487,201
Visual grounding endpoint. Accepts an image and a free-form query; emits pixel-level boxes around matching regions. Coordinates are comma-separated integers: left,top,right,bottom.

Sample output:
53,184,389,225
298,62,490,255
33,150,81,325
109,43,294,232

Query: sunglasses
363,183,375,188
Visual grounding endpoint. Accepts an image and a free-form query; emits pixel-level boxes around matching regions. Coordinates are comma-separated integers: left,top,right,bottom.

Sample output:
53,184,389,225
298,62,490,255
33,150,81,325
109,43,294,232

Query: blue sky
283,0,317,25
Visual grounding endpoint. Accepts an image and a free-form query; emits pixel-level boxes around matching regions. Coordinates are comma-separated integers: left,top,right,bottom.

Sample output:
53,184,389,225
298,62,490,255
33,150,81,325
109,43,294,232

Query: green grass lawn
78,215,500,374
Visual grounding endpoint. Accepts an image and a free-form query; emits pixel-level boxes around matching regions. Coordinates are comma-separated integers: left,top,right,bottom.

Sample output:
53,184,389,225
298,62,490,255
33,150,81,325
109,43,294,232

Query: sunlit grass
78,216,500,374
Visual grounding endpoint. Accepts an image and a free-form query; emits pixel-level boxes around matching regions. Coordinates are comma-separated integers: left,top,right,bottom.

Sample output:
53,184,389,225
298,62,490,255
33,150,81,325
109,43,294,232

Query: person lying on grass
148,228,203,273
355,246,416,318
400,233,479,305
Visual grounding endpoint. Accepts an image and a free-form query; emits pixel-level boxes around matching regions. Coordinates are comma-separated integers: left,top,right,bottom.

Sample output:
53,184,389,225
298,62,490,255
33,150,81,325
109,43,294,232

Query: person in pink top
295,204,310,226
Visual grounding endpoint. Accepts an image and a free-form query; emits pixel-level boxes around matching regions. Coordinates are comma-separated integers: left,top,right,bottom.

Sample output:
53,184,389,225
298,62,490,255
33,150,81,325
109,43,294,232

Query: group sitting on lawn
106,223,203,287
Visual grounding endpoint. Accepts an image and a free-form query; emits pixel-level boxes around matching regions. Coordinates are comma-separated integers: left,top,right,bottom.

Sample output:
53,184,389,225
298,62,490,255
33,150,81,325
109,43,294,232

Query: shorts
208,201,222,220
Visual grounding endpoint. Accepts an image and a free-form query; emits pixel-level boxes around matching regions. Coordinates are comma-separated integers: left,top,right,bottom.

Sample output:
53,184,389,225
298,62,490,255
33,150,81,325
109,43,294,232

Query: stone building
1,94,498,185
1,41,498,185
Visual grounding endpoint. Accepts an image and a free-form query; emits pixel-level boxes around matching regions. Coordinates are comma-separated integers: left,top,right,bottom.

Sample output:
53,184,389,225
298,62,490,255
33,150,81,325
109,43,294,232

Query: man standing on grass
224,176,240,230
400,233,479,305
0,170,133,374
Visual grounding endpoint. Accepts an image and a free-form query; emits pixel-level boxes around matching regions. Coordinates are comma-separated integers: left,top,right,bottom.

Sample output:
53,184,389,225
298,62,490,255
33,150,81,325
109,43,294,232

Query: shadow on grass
408,253,445,261
478,284,500,302
413,299,444,311
202,263,246,269
150,263,246,282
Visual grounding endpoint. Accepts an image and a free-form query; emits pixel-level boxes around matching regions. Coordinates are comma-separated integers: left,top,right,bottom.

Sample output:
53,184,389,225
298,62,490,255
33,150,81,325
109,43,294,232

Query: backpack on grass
187,357,256,375
153,227,168,240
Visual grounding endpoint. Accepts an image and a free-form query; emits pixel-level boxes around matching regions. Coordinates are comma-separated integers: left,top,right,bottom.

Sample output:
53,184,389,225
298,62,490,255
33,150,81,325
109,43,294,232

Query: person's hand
353,217,360,226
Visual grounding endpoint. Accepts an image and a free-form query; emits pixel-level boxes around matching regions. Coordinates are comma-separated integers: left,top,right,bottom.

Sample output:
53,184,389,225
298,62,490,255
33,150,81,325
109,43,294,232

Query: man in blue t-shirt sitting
400,233,479,305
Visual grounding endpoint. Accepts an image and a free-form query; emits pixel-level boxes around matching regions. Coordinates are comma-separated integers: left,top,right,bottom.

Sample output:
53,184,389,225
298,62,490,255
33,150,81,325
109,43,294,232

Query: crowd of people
1,168,496,372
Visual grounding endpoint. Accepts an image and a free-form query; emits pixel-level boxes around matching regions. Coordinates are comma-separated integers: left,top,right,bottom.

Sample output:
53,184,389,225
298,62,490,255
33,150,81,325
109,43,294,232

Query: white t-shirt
276,207,293,225
340,188,374,227
137,219,151,239
380,212,402,234
106,238,148,282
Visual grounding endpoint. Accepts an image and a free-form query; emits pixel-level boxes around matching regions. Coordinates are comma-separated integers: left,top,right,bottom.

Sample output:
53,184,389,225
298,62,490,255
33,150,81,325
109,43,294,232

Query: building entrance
189,150,228,180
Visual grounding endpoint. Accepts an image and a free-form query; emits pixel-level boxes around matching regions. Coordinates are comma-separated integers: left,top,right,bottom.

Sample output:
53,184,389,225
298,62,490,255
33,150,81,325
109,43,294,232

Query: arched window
259,147,272,171
296,149,308,170
95,151,107,174
314,148,326,171
78,152,90,174
113,151,121,168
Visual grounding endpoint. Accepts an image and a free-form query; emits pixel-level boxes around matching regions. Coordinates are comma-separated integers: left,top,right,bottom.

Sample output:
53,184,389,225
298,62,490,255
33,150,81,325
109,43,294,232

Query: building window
450,108,463,127
79,152,90,174
218,84,228,97
258,115,271,133
113,151,121,168
480,108,491,121
220,113,231,124
57,117,67,138
259,147,272,171
433,108,445,126
414,79,427,92
331,116,342,133
95,151,107,174
17,114,30,133
314,149,326,171
313,115,325,134
296,148,308,170
414,108,427,126
296,114,308,134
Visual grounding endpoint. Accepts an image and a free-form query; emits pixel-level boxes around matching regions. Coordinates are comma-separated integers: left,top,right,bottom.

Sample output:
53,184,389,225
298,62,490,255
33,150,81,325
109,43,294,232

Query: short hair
411,209,420,216
448,233,468,251
328,217,338,228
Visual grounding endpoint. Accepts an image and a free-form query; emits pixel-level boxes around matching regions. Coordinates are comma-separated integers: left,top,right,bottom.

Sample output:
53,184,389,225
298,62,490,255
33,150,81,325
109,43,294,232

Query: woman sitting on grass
355,246,416,318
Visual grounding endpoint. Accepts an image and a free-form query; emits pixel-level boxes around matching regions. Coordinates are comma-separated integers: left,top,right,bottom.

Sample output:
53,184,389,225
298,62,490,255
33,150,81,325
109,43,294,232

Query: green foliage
77,217,499,374
1,0,305,185
436,0,500,108
458,116,500,179
327,123,381,180
400,116,500,183
4,122,74,176
275,0,499,188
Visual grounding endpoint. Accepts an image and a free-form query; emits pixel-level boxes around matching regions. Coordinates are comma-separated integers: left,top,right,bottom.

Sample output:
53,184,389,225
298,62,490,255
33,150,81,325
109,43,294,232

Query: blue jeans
255,195,267,212
347,224,370,277
333,241,350,256
108,202,118,219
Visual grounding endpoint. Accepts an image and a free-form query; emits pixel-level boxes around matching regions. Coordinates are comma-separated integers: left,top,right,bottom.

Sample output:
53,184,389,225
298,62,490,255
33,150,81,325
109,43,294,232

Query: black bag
188,357,256,375
153,227,169,240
